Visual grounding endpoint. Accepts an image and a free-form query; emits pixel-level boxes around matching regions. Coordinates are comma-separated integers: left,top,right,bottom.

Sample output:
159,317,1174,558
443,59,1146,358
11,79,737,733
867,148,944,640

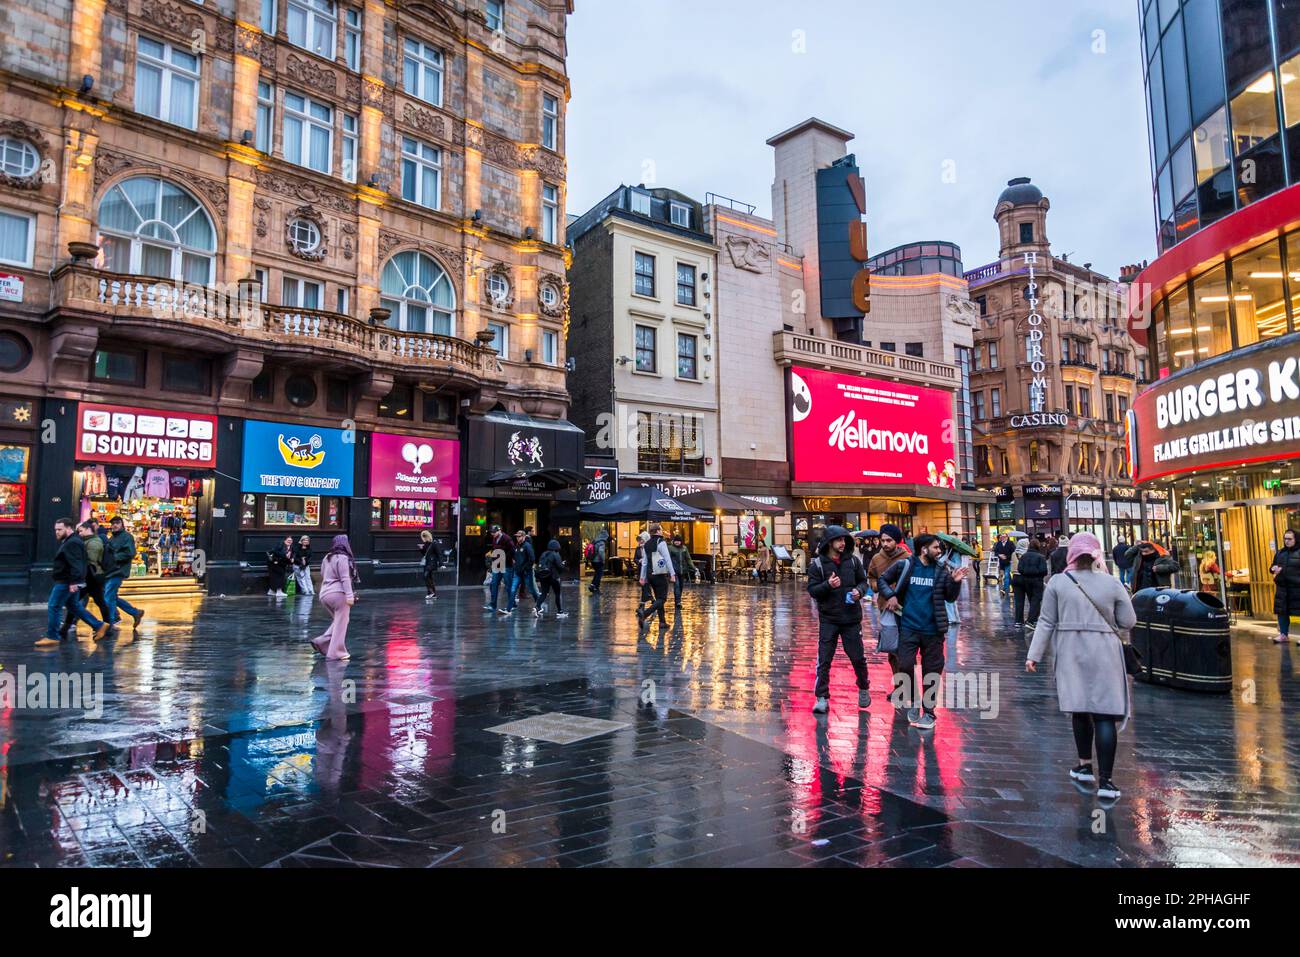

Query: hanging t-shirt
900,560,940,635
0,446,28,483
145,468,171,499
82,464,107,497
170,473,190,498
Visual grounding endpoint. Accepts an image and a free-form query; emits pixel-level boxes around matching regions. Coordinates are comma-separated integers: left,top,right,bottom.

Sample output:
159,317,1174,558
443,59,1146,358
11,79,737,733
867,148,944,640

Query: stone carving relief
401,103,446,139
945,294,979,326
345,74,362,106
725,235,770,274
285,204,328,261
537,272,566,319
253,198,272,239
339,222,357,261
520,145,565,179
483,262,514,312
285,54,338,95
139,0,205,43
256,169,353,213
0,119,49,191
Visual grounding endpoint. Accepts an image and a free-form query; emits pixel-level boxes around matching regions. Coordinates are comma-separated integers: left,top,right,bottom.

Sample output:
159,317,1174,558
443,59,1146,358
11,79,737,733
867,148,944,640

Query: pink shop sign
370,433,460,500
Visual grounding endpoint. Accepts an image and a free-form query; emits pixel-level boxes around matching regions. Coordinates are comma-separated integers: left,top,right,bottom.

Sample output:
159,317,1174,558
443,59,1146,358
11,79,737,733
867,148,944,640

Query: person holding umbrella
994,532,1016,595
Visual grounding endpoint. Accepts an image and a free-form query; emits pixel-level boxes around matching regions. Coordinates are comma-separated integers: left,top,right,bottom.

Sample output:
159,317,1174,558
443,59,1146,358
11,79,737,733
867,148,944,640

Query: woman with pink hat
1025,532,1136,803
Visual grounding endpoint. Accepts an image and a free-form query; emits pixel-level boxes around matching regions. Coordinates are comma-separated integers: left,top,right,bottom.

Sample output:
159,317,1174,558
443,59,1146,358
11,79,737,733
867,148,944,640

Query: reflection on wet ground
0,580,1297,867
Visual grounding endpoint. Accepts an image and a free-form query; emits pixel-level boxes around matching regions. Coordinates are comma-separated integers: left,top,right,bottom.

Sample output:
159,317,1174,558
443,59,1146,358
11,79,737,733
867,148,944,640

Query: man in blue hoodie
806,525,872,715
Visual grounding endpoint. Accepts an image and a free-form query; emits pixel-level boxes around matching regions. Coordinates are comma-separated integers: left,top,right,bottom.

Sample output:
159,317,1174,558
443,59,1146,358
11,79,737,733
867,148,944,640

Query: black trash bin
1130,588,1232,693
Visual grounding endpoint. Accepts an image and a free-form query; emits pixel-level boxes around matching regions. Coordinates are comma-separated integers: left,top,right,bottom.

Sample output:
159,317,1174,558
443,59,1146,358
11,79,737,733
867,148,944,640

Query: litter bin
1130,588,1232,693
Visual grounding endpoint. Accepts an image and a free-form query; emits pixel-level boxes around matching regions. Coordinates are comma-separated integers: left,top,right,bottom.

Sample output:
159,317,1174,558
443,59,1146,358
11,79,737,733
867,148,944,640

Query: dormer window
669,202,689,228
630,190,651,216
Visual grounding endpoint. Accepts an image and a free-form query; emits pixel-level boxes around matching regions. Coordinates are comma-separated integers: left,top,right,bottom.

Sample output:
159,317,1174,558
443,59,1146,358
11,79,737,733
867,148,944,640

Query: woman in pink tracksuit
311,534,357,660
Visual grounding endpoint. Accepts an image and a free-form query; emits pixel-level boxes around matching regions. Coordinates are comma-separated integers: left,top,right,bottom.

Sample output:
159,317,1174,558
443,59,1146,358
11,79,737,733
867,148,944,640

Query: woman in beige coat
1026,532,1136,803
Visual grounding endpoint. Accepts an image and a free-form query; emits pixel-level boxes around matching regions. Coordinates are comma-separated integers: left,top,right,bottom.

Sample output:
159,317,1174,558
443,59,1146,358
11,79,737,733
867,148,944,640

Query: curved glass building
1131,0,1300,619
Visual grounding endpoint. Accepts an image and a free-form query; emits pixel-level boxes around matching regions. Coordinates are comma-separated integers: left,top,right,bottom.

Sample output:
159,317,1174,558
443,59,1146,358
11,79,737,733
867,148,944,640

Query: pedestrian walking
419,530,445,600
667,533,697,608
266,536,292,596
994,532,1015,595
1111,538,1133,587
104,516,145,629
311,534,357,660
535,539,568,618
1026,532,1135,802
508,528,542,614
1048,535,1071,577
807,525,872,715
1012,538,1048,630
636,523,676,629
484,525,516,615
293,535,315,596
1270,530,1300,644
867,524,911,594
1126,540,1178,593
70,519,114,627
878,533,968,729
587,527,609,593
634,531,652,606
36,517,110,647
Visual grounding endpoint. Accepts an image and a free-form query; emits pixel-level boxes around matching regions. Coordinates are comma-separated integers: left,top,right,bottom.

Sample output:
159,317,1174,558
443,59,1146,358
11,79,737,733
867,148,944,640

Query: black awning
485,467,589,490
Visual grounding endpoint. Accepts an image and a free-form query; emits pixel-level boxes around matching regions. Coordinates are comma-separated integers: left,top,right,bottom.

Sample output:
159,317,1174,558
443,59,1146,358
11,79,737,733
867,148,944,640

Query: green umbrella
937,532,977,558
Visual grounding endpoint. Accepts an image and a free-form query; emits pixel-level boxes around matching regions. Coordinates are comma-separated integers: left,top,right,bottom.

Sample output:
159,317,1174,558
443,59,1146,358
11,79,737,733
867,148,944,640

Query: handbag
875,556,911,653
1064,571,1143,677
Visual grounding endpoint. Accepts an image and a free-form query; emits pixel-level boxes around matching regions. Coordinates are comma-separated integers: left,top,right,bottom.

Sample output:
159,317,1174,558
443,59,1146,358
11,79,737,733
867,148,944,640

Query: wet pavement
0,578,1297,867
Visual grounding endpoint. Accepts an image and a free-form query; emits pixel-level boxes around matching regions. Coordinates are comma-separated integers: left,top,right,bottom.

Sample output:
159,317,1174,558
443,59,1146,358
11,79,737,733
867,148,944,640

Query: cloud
565,0,1156,277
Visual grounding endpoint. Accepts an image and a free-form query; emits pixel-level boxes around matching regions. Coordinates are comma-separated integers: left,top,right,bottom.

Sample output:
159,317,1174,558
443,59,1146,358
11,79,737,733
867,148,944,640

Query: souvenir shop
74,402,217,583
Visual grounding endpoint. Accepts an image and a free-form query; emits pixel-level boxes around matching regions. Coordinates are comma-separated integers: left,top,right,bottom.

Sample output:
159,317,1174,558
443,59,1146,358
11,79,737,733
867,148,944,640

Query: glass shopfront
239,419,355,531
75,402,218,582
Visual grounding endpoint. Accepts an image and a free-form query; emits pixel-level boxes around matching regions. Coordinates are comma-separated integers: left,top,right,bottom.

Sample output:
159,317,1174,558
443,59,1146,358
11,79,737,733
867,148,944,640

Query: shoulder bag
877,557,911,654
1064,571,1143,677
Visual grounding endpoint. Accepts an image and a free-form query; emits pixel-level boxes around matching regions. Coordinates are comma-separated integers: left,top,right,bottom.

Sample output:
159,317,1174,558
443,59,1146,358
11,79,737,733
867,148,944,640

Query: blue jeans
513,569,541,607
47,583,102,641
1119,567,1132,587
1001,564,1012,592
1280,614,1291,637
103,576,142,624
490,570,510,610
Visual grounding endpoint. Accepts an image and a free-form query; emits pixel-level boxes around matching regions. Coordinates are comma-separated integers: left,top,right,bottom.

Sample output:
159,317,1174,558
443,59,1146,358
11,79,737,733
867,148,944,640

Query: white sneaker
555,612,569,619
267,590,275,596
533,606,543,618
276,590,287,597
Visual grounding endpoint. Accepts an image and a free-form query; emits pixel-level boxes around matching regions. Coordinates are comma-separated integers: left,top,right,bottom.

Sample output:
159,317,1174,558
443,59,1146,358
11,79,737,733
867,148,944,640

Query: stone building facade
967,178,1150,548
0,0,573,601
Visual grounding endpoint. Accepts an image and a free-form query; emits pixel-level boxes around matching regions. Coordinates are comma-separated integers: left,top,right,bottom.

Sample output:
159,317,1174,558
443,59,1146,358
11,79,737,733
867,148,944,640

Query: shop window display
0,443,29,522
81,464,202,578
242,493,343,528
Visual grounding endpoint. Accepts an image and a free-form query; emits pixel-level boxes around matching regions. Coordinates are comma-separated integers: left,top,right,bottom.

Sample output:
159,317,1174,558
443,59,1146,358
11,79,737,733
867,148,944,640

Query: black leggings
424,566,437,596
540,577,562,612
1072,713,1122,780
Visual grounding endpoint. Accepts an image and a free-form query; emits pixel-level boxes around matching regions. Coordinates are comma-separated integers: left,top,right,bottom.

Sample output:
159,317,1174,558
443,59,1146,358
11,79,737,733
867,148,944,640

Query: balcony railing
772,330,959,389
58,262,498,378
963,261,1002,283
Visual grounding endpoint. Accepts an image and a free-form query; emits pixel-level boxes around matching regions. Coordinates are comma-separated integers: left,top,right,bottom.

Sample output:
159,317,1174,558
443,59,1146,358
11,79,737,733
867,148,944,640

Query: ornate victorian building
967,178,1152,548
0,0,573,600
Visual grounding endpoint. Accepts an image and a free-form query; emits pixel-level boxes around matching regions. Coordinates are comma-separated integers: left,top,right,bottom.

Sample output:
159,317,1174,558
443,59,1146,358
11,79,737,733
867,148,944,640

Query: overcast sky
565,0,1155,278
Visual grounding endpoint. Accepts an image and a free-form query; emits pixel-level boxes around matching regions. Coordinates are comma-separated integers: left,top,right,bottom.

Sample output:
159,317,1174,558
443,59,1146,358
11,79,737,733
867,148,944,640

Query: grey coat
1028,570,1137,720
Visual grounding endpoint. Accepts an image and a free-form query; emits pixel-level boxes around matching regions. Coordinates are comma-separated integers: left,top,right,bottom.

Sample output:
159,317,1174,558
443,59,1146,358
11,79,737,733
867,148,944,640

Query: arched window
97,176,216,283
380,250,456,336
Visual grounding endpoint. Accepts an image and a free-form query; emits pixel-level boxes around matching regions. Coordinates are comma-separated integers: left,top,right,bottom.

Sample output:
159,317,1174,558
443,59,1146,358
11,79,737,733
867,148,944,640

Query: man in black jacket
104,516,146,628
507,528,541,614
993,533,1015,595
1127,541,1178,593
1048,535,1070,577
1012,543,1048,629
806,525,872,715
37,517,110,647
878,534,967,730
485,526,517,616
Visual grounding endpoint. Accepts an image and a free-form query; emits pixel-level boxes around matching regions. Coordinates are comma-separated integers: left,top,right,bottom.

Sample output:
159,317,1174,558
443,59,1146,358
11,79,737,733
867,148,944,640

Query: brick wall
566,224,615,447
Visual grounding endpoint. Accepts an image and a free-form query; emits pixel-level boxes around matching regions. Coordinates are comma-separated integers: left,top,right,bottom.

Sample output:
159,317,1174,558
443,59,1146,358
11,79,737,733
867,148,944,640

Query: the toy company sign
790,366,956,486
370,433,459,500
1129,341,1300,482
77,403,217,468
